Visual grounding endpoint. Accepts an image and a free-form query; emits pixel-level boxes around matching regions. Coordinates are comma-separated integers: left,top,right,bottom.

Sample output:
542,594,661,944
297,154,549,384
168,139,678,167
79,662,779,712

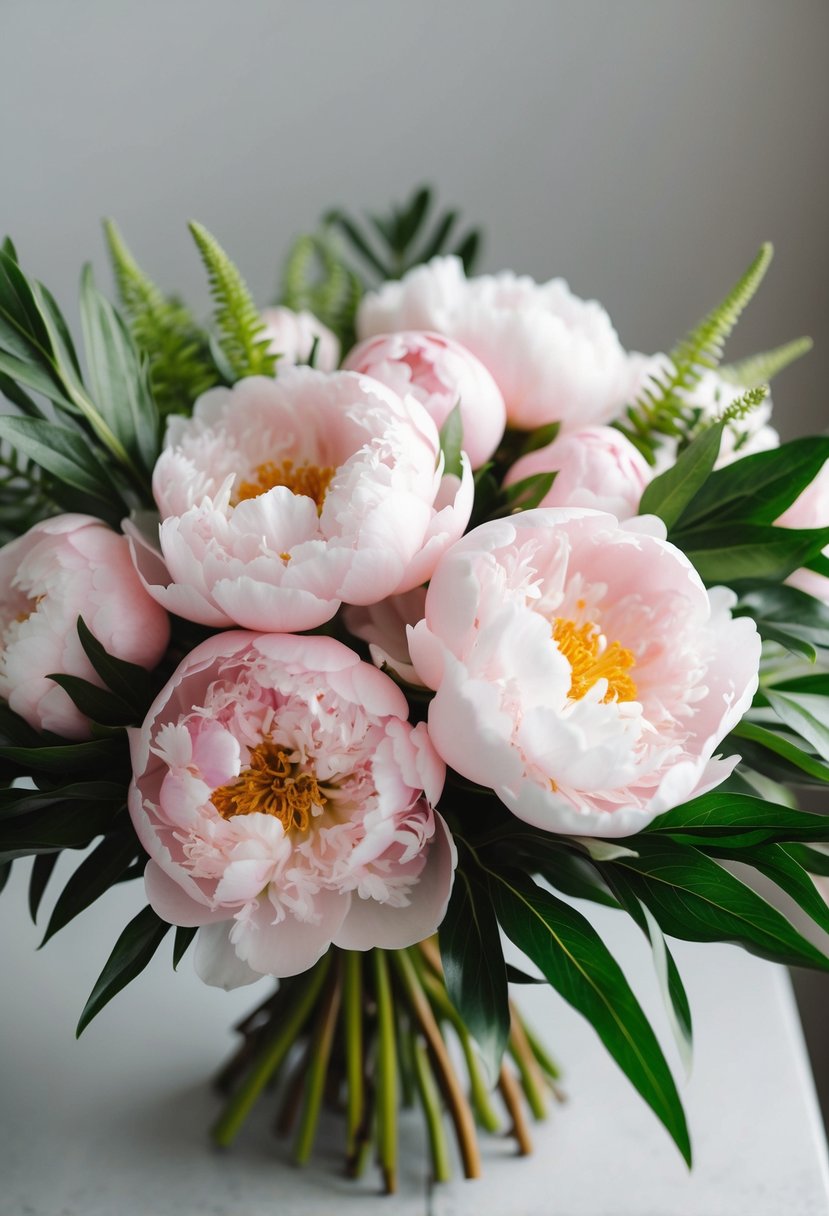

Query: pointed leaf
28,852,59,922
438,401,464,479
41,831,140,945
76,905,171,1035
173,925,198,970
638,421,724,529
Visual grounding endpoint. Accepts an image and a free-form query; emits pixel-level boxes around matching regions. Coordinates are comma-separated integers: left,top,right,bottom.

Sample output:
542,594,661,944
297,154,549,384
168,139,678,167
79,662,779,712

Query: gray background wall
2,0,827,437
3,0,829,1121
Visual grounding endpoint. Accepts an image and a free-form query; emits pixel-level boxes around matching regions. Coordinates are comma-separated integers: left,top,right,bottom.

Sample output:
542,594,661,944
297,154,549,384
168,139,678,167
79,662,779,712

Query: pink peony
344,331,506,468
260,306,341,372
777,460,829,602
0,515,170,739
128,631,454,987
504,425,650,519
409,509,760,838
343,586,428,688
357,256,640,432
129,368,473,633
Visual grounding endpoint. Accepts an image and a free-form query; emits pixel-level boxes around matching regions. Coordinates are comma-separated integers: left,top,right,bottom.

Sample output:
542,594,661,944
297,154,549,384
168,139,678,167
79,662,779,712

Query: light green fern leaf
188,222,276,381
104,220,217,415
720,336,812,389
281,233,362,351
718,382,769,424
618,243,774,461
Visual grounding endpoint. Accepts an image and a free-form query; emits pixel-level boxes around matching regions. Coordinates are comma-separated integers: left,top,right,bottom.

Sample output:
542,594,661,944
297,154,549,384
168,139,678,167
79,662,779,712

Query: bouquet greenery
2,187,829,1192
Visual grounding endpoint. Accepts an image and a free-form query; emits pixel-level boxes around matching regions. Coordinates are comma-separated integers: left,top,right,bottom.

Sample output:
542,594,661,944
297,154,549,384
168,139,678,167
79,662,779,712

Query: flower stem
343,950,364,1159
392,949,482,1180
498,1062,533,1156
373,950,399,1194
519,1013,562,1082
412,1035,452,1183
508,1010,548,1120
211,954,331,1148
294,957,343,1165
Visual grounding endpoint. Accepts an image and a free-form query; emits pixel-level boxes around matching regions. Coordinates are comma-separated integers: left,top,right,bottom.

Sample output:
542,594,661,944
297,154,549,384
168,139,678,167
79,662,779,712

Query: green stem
373,950,399,1194
343,950,364,1159
211,954,331,1148
412,1035,452,1183
413,952,501,1133
508,1016,547,1121
520,1016,562,1082
294,958,343,1165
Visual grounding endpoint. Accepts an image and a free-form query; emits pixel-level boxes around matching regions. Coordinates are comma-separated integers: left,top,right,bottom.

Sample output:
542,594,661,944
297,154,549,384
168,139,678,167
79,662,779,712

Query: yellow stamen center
236,458,335,513
552,618,638,703
211,741,326,834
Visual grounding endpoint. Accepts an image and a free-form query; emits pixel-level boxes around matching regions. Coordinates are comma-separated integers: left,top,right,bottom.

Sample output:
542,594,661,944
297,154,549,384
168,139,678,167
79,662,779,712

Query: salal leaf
638,421,723,529
76,905,171,1035
487,866,691,1165
439,852,510,1083
645,789,829,843
673,523,829,585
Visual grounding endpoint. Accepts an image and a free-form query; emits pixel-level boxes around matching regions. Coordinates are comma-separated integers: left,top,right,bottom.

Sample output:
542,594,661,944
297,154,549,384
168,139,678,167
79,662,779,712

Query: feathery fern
188,222,277,382
281,233,362,351
105,221,217,416
720,336,813,390
618,243,774,462
0,438,52,543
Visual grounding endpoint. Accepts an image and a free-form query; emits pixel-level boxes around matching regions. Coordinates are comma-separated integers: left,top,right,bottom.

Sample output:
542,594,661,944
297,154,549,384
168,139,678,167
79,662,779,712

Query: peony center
552,617,638,703
236,458,335,513
211,741,326,833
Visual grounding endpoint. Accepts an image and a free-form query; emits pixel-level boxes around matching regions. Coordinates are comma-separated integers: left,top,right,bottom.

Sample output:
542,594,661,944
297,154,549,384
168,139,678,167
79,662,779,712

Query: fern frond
618,243,774,461
718,383,769,425
104,220,217,415
0,438,53,542
720,336,812,389
188,222,276,381
281,233,362,350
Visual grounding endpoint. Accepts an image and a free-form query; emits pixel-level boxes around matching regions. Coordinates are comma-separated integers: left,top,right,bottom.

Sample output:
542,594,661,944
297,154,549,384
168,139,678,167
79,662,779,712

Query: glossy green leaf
487,866,691,1164
41,832,140,946
173,925,198,970
0,415,124,523
674,523,829,585
732,720,829,783
76,617,155,714
28,852,58,922
46,673,137,727
766,691,829,764
439,853,510,1083
645,788,829,843
0,736,125,776
76,905,171,1035
438,401,464,479
638,421,723,529
0,797,124,862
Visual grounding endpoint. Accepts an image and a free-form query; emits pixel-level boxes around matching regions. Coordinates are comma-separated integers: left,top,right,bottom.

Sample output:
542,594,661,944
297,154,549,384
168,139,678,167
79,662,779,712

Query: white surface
2,860,829,1216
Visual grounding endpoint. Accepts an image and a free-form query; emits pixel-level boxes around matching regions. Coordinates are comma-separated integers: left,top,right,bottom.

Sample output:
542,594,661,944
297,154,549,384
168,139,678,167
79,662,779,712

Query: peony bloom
128,631,454,987
504,425,650,520
129,369,473,633
343,586,428,688
409,509,760,838
344,331,506,468
777,459,829,602
0,515,170,739
260,306,341,372
357,255,640,432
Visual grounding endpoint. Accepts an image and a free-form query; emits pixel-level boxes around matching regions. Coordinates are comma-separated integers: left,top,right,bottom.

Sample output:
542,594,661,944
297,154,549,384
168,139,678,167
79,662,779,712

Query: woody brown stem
498,1062,533,1156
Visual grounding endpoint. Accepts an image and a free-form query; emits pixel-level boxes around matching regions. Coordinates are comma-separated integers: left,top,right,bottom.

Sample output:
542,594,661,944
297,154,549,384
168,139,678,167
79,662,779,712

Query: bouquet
3,187,829,1194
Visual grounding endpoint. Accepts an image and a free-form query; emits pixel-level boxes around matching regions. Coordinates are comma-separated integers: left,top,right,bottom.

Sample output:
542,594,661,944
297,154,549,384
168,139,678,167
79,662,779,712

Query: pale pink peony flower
409,509,760,838
357,256,640,432
343,586,428,688
504,426,650,520
129,369,473,633
344,331,506,468
777,460,829,602
0,515,170,739
260,306,341,372
128,631,454,987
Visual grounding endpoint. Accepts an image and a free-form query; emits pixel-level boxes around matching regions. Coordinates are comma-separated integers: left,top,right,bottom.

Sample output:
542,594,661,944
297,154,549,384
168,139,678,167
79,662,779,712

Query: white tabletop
2,858,829,1216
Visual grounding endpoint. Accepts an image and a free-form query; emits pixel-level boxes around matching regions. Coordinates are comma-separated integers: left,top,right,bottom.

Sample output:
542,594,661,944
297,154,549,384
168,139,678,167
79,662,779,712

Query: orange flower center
552,618,638,704
236,458,335,513
211,741,326,834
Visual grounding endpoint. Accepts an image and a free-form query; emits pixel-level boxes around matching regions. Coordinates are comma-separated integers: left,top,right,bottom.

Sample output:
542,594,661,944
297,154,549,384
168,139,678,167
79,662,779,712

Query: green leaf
733,582,829,661
28,852,59,922
41,831,140,946
76,905,171,1035
46,674,137,727
189,221,276,381
0,781,126,821
280,232,362,351
487,866,691,1164
79,263,160,476
720,336,813,389
520,422,561,456
0,415,125,525
173,925,198,970
673,523,829,585
605,837,829,972
500,471,556,513
732,720,829,783
709,841,829,938
0,860,11,894
645,788,829,843
438,401,464,479
638,421,723,528
0,797,124,862
766,690,829,764
453,230,481,275
0,737,125,777
785,843,829,877
505,963,544,984
439,854,510,1084
675,437,829,530
76,617,155,715
532,848,620,909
